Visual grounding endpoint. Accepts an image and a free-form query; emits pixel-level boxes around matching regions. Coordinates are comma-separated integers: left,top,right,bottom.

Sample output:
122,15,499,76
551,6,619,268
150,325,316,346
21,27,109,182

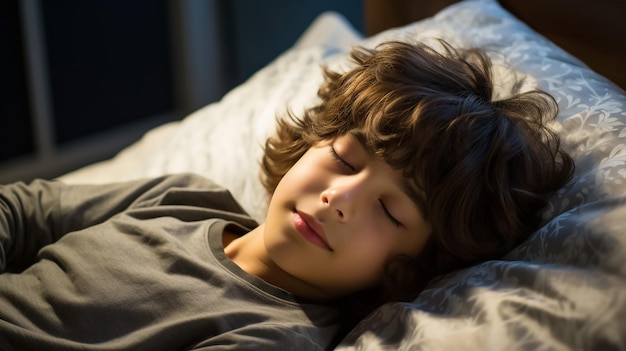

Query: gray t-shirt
0,174,340,350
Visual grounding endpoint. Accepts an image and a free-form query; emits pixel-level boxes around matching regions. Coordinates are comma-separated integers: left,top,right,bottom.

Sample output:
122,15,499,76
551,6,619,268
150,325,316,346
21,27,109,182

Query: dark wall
0,0,34,160
41,0,175,144
0,0,364,181
224,0,364,89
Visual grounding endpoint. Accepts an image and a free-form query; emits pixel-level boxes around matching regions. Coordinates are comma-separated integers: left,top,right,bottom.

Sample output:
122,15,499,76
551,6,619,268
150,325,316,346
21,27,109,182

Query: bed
59,0,626,349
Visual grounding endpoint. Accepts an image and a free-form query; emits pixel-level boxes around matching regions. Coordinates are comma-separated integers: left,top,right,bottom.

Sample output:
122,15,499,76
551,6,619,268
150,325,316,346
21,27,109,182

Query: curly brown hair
261,40,574,306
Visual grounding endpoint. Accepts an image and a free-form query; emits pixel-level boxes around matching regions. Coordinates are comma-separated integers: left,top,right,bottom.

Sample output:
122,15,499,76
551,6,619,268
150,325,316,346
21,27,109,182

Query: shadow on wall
221,0,364,91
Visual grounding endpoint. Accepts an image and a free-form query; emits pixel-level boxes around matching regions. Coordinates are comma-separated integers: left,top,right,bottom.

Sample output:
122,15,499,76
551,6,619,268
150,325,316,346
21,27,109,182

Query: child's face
263,132,431,299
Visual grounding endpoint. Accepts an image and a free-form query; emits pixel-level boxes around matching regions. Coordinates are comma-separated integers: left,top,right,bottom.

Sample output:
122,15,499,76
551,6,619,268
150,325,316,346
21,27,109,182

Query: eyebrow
347,129,425,211
399,178,426,212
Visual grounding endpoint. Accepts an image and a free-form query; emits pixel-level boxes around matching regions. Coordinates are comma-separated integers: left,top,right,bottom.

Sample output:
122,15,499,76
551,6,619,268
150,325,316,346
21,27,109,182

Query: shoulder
130,173,240,209
152,173,228,190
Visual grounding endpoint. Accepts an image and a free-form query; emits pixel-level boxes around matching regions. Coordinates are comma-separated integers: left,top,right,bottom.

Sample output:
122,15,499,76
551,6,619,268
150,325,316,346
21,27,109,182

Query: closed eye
379,199,402,227
329,146,355,172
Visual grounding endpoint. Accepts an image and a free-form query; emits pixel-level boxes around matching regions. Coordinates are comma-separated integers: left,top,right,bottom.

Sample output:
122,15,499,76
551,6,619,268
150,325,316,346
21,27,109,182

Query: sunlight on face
263,133,431,299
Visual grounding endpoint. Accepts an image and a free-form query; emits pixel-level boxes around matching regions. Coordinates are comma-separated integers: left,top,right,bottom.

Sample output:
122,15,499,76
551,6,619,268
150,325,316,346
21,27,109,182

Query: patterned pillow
336,0,626,350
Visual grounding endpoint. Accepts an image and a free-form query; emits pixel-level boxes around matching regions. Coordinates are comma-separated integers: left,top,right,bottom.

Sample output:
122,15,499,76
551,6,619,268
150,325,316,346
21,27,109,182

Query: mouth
292,210,333,251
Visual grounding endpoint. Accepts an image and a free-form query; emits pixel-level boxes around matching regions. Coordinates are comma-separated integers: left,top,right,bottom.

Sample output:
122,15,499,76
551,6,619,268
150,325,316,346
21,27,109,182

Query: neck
223,224,334,302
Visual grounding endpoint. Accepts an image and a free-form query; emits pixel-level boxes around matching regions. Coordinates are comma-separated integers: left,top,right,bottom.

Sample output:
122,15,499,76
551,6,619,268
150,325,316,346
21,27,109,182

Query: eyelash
380,199,402,227
329,146,355,172
329,146,402,228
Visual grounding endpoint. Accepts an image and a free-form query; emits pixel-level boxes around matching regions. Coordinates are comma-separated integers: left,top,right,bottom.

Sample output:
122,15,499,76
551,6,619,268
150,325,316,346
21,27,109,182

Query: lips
293,211,333,251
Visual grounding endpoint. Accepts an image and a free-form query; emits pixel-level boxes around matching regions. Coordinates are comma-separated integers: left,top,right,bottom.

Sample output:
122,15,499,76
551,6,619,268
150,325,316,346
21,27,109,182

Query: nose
320,176,369,222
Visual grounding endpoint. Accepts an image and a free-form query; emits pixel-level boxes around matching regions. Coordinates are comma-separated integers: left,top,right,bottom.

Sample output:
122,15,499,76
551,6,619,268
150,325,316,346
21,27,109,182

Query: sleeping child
0,40,574,350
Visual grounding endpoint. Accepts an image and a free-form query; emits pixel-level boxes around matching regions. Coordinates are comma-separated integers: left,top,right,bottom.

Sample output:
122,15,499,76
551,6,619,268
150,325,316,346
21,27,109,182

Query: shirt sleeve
0,173,235,273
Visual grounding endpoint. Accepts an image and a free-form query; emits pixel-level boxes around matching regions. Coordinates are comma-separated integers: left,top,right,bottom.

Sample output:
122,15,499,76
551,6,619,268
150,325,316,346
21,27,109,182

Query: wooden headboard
364,0,626,91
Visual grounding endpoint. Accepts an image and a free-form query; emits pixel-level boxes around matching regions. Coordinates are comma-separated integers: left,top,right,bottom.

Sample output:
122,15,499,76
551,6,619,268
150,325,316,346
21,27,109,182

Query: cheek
272,165,309,202
336,227,393,281
277,155,326,193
